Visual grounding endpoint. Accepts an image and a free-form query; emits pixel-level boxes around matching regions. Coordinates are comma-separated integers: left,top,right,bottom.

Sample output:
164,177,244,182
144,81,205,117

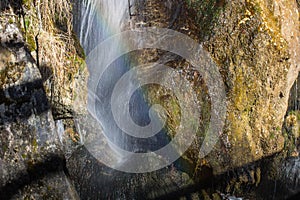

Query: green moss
288,110,300,120
67,72,72,81
24,17,30,30
22,0,32,8
73,55,86,72
270,132,275,139
144,85,181,136
47,186,52,191
233,181,242,194
24,196,30,200
212,193,222,200
255,167,261,187
73,32,86,59
21,15,37,52
282,128,297,157
22,0,31,4
252,3,262,14
26,34,36,51
186,0,225,39
27,159,34,170
32,138,38,152
201,190,211,200
2,144,8,154
8,18,14,24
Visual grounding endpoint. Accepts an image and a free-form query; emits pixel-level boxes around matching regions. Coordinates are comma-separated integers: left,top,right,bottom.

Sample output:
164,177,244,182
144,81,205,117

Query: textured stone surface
0,0,299,199
67,145,194,200
0,8,78,200
203,0,297,173
133,0,299,174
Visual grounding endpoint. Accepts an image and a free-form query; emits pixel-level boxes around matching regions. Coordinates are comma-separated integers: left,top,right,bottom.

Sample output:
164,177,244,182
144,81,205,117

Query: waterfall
56,120,65,144
75,0,129,55
74,0,170,158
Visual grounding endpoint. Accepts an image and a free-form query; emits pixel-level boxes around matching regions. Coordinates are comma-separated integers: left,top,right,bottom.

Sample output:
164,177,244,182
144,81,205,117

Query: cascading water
71,0,300,198
74,0,170,158
75,0,129,55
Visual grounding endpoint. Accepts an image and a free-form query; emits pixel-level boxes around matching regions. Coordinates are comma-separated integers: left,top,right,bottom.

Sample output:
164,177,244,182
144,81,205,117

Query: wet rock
69,0,300,199
132,0,300,175
288,74,300,113
67,145,193,200
8,171,79,200
0,10,78,199
277,157,300,198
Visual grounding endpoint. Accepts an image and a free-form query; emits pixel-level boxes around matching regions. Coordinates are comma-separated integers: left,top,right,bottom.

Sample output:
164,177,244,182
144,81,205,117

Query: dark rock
67,145,193,200
0,13,79,200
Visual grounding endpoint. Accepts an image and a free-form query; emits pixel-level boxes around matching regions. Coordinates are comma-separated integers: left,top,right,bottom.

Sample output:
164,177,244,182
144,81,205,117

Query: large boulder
0,8,78,200
132,0,299,174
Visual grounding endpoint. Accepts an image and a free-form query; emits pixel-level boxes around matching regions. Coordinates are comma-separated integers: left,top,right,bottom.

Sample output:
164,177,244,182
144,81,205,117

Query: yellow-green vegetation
31,138,38,152
255,167,261,187
0,47,26,86
136,0,298,176
288,110,300,121
212,193,222,200
19,0,85,119
282,111,300,157
144,85,181,136
202,0,293,174
221,167,261,196
133,0,217,177
135,53,212,175
186,0,225,39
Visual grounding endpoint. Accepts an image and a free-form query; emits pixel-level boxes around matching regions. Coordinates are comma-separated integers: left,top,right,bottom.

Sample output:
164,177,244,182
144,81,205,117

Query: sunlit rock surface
69,0,300,199
0,0,299,199
204,0,299,173
0,7,78,200
131,0,300,174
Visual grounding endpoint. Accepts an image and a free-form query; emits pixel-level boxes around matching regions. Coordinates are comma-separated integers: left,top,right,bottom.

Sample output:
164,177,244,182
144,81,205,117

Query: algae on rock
132,0,299,175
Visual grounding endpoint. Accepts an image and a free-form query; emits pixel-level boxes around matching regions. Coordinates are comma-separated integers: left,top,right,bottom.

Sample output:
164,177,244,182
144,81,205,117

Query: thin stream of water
74,0,170,157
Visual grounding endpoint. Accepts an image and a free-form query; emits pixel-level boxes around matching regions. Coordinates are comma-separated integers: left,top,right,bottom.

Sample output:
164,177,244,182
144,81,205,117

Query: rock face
132,0,300,174
204,0,300,173
0,0,299,199
67,0,300,199
18,0,85,120
67,145,194,200
0,7,78,200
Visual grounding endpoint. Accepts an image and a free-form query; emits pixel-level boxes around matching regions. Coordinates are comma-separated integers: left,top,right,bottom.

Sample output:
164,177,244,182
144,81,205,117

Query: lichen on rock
132,0,300,176
0,4,79,199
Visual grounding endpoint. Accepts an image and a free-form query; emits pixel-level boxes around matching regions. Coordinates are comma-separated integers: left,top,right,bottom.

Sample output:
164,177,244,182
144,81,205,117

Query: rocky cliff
131,0,300,175
0,0,299,199
0,1,79,199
